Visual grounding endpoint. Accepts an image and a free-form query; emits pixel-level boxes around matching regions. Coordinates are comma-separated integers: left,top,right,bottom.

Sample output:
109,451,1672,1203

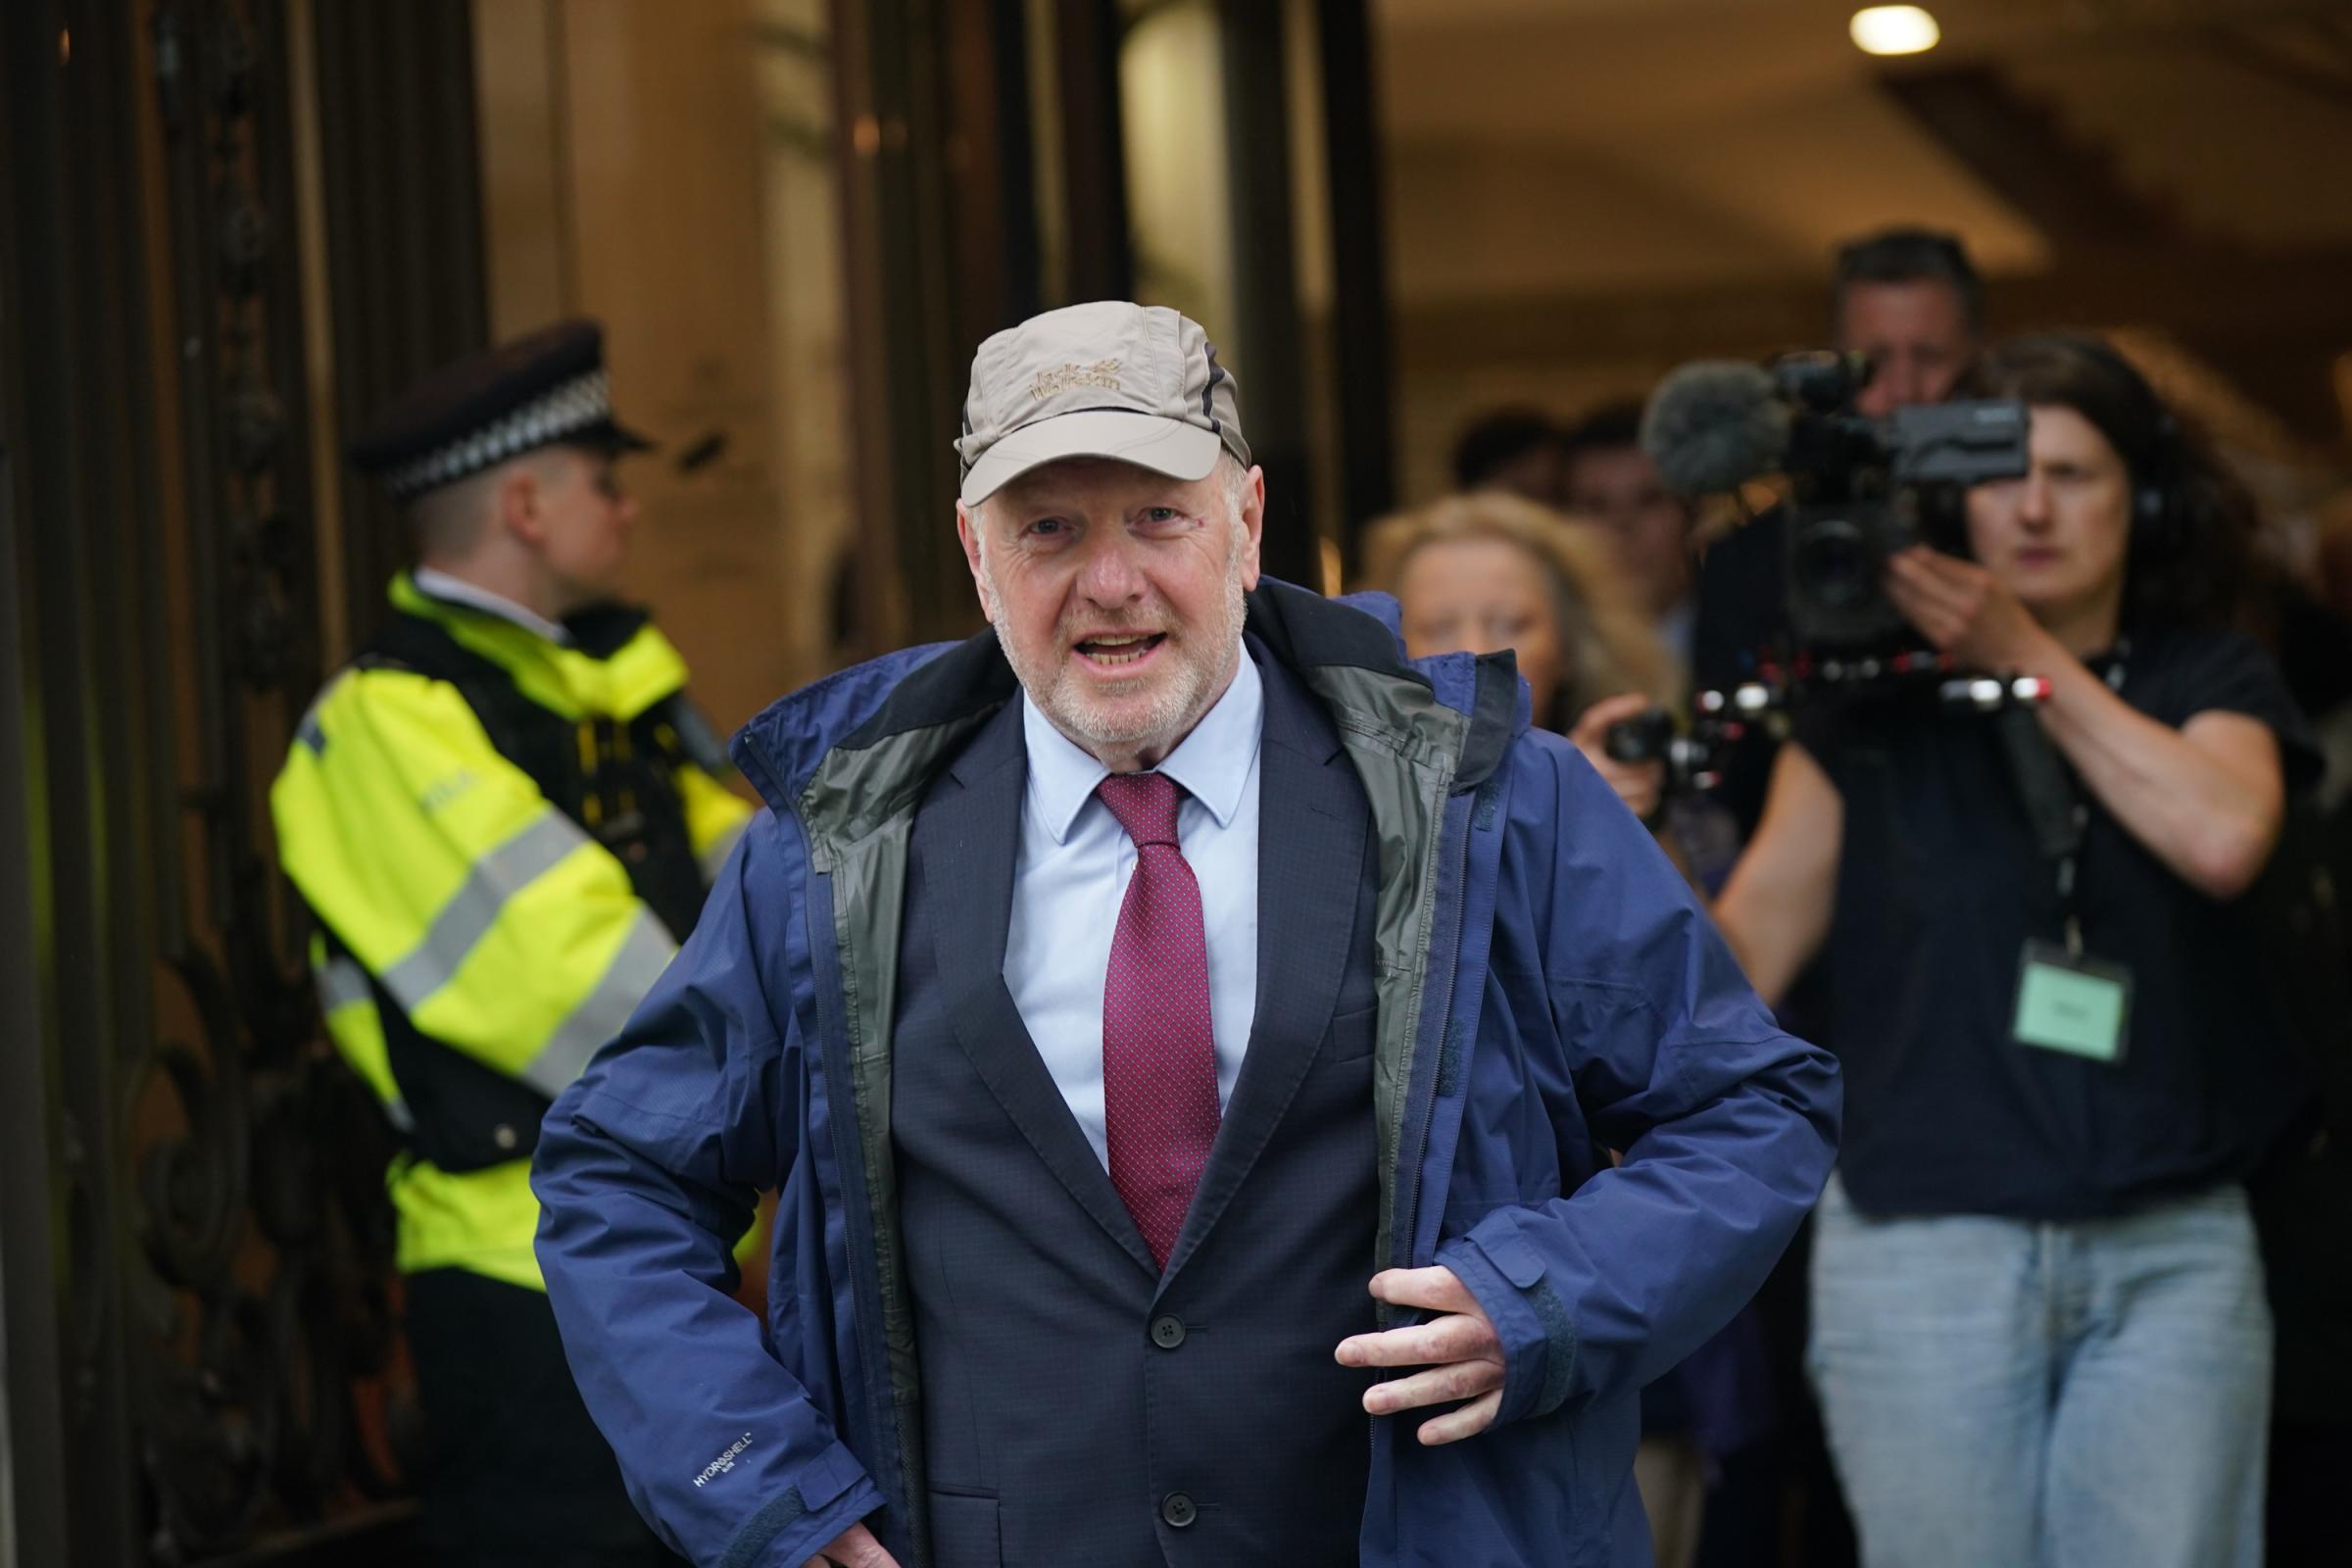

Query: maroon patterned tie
1096,771,1222,1271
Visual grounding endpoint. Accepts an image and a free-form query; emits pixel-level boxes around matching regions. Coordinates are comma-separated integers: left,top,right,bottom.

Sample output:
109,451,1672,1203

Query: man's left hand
1334,1266,1505,1446
1884,546,2053,671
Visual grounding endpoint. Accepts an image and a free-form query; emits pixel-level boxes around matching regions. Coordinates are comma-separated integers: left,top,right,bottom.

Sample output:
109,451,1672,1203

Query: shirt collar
413,566,573,646
1021,647,1264,845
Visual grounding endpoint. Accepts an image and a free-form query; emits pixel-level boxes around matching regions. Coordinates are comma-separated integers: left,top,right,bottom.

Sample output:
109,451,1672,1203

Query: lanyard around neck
1996,640,2130,957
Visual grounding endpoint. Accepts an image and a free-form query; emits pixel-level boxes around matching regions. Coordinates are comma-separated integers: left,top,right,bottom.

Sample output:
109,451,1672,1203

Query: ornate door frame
2,3,485,1562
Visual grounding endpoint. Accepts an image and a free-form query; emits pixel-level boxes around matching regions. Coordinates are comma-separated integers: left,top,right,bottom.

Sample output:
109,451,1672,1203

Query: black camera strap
1994,642,2129,956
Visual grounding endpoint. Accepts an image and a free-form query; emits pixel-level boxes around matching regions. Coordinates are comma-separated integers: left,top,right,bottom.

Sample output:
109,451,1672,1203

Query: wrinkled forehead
1835,277,1973,349
2022,402,2128,466
1402,532,1555,600
979,455,1225,514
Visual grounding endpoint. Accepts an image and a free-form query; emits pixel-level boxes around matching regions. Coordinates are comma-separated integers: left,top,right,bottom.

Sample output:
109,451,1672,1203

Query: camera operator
1692,227,1984,739
1712,334,2320,1568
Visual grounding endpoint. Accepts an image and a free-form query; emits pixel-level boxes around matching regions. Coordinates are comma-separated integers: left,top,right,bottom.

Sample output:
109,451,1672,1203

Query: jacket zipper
748,742,918,1560
1393,790,1473,1279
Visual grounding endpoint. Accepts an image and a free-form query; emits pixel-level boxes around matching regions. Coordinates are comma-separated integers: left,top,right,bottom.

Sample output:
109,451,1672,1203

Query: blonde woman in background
1360,491,1676,822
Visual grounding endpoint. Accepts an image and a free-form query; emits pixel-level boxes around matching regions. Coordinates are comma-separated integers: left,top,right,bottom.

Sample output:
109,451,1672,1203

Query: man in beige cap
532,302,1838,1568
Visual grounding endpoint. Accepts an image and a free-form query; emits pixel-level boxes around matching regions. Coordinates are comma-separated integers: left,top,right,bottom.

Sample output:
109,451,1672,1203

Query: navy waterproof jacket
533,581,1840,1568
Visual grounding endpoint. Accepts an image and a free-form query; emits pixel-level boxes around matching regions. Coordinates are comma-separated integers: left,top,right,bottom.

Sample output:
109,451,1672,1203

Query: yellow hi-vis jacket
271,574,752,1289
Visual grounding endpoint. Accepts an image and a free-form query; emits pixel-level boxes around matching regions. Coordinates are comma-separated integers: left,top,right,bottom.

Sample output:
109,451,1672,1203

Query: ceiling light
1850,5,1940,57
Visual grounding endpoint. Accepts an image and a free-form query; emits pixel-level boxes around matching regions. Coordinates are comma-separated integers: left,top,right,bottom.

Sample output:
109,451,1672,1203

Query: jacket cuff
729,1440,883,1568
1437,1208,1577,1424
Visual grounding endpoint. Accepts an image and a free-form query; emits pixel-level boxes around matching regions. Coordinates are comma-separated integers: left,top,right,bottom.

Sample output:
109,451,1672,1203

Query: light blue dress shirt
1003,651,1264,1170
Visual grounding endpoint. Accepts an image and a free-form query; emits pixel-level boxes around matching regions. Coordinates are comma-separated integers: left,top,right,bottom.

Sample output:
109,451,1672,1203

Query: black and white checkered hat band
382,370,613,499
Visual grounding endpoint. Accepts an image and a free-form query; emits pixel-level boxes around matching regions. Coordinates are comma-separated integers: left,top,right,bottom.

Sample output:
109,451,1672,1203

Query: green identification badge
2012,940,2132,1064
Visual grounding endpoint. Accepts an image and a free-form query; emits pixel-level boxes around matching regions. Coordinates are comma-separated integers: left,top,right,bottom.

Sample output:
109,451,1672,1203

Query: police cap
348,318,654,501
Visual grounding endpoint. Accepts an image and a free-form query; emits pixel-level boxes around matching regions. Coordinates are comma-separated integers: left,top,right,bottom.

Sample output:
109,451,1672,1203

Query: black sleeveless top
1796,628,2320,1220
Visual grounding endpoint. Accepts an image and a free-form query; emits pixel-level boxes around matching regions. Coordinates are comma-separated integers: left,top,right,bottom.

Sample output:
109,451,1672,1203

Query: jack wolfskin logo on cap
1031,359,1123,401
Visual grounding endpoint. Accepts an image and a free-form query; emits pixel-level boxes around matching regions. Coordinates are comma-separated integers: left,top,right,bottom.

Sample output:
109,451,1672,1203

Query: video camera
1641,351,2032,649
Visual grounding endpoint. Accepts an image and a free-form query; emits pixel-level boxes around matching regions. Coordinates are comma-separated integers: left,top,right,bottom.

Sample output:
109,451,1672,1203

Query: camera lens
1794,517,1872,608
1604,708,1674,763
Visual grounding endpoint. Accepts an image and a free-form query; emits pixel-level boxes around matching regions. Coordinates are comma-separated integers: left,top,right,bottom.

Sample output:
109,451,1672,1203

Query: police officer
272,320,747,1567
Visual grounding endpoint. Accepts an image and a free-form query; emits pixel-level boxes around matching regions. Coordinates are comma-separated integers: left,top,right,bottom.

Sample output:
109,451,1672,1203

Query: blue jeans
1808,1175,2271,1568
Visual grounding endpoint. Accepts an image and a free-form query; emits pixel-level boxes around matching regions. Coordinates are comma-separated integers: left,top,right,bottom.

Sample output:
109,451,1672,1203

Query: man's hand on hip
1333,1266,1505,1446
805,1522,899,1568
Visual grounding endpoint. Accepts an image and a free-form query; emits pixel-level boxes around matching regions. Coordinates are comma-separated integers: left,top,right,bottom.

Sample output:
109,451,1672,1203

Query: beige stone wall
474,0,854,734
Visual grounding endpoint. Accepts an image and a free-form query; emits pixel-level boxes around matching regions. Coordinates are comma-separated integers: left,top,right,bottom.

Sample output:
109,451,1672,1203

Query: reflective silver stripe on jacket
517,907,678,1097
376,811,590,1009
315,956,416,1132
316,954,373,1014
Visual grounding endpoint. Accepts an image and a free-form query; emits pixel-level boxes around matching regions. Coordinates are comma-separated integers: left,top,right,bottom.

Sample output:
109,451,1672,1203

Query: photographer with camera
1361,491,1676,823
1711,334,2319,1568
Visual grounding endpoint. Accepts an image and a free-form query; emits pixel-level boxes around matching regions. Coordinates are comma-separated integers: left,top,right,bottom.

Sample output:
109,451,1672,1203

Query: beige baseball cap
955,301,1251,506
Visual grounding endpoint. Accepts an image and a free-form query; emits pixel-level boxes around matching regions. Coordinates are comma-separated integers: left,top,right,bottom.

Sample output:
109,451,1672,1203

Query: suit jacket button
1150,1314,1186,1349
1161,1493,1198,1529
492,1123,518,1151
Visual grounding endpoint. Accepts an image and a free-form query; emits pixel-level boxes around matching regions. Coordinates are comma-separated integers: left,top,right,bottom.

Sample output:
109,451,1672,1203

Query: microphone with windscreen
1639,362,1793,497
1636,351,2030,649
